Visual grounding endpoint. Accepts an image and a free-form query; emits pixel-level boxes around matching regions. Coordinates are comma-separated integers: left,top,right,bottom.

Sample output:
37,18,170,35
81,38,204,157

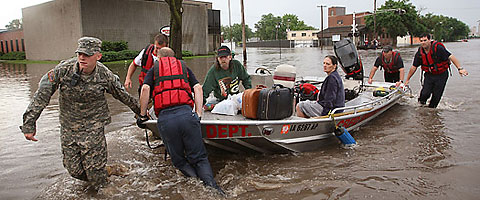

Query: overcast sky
1,0,479,31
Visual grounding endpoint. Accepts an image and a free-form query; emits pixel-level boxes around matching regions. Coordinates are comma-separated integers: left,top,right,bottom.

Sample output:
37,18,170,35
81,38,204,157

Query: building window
16,39,19,52
21,39,25,51
5,40,8,53
1,41,3,53
337,20,343,25
331,10,334,16
292,33,296,37
301,33,307,37
10,40,14,52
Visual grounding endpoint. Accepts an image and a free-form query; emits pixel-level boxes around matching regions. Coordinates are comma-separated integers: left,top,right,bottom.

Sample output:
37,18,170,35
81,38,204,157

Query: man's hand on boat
368,78,373,84
395,80,403,88
136,114,149,129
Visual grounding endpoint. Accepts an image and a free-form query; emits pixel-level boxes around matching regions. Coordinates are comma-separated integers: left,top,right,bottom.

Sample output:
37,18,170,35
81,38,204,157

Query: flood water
1,39,479,199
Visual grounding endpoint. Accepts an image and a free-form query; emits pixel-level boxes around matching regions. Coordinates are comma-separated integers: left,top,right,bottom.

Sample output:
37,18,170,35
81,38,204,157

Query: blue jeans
156,105,218,188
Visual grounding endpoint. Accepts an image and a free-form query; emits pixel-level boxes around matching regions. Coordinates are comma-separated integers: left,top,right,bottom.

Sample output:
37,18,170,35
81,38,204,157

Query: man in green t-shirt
202,46,251,103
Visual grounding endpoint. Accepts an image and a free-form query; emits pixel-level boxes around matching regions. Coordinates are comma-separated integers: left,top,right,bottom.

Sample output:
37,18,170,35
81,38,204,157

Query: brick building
327,7,370,29
316,7,372,46
0,29,25,54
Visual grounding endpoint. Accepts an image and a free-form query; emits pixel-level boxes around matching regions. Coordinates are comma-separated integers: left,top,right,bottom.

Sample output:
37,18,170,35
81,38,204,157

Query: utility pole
240,0,247,67
276,23,281,59
352,12,357,45
228,0,233,50
374,0,377,40
287,19,291,48
317,5,326,49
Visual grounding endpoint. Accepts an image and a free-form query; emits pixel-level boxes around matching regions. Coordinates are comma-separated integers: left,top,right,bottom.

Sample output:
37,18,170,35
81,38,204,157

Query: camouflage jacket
21,58,140,133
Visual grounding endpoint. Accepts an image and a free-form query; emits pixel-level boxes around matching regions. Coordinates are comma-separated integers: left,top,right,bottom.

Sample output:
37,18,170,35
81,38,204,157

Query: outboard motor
273,64,296,88
334,38,364,80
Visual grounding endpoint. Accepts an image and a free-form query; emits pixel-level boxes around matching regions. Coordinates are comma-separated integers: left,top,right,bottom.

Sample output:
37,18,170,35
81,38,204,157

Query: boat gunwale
144,87,404,126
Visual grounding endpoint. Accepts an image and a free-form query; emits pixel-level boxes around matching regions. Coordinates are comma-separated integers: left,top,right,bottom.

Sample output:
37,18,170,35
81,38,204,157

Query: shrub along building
22,0,221,60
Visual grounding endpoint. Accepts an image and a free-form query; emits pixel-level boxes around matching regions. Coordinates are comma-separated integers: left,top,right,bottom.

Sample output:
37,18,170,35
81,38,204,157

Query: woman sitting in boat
296,55,345,118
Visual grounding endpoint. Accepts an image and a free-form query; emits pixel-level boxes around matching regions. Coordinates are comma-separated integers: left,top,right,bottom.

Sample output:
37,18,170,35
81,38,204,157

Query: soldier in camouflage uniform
20,37,140,186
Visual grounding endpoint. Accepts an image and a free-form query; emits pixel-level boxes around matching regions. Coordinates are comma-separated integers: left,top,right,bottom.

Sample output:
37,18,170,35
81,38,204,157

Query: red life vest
380,51,400,73
139,44,156,84
419,41,450,74
298,83,319,101
152,57,194,115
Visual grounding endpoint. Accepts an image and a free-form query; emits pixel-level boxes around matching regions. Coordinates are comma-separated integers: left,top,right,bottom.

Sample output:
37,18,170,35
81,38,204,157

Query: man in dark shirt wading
405,33,468,108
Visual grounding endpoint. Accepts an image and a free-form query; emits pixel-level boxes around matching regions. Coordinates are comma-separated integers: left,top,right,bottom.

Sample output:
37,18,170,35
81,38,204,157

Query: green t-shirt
202,59,252,103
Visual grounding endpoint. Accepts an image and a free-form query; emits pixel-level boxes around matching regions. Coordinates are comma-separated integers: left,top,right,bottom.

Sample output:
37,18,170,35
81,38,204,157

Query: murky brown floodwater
1,39,479,199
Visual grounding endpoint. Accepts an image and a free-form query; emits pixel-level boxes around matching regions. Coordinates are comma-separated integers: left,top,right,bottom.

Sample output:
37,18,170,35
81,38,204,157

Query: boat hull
145,82,405,153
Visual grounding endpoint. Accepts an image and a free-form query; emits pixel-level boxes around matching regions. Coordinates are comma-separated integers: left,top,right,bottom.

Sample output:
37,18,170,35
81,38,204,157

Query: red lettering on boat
206,125,217,138
229,125,238,137
218,125,227,138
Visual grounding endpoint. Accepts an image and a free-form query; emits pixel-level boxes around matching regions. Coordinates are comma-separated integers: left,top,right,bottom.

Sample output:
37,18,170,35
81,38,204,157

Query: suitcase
257,84,294,120
241,85,266,119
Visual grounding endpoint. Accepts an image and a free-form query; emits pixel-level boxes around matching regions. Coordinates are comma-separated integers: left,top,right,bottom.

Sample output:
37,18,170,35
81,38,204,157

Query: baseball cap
217,46,231,57
75,37,102,56
382,45,392,52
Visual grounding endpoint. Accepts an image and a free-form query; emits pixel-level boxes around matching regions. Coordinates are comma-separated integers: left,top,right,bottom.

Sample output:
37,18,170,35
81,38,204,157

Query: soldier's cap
217,45,231,57
382,45,393,53
75,37,102,56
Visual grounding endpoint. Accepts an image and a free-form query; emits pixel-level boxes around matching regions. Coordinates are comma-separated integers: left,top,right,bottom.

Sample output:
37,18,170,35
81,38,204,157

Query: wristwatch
458,67,464,70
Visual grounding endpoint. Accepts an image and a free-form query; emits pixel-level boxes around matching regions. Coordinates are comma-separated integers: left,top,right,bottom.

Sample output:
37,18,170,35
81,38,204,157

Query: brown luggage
241,85,266,119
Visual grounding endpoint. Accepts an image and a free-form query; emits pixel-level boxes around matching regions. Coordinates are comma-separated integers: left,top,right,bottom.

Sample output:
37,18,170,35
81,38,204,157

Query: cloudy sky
1,0,479,30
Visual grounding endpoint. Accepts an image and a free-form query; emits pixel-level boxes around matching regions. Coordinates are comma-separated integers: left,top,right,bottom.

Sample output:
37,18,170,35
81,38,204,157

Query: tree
165,0,183,59
364,0,420,46
222,23,253,43
254,13,315,40
5,19,22,30
419,14,469,42
255,13,281,40
282,14,316,31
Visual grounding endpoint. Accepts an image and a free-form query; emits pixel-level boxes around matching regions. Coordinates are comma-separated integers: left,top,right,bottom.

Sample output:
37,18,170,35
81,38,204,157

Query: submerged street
1,39,479,199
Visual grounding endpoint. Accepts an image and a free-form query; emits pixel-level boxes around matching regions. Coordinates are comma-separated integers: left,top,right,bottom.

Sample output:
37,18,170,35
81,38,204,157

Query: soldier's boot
106,163,128,177
70,170,89,181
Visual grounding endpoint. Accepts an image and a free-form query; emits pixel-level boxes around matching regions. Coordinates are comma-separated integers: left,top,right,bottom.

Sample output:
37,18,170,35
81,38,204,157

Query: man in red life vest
136,47,224,195
368,45,405,87
124,33,168,95
405,33,469,108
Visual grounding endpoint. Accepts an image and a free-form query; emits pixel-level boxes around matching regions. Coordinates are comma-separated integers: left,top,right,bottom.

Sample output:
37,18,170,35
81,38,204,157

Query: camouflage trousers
60,122,108,185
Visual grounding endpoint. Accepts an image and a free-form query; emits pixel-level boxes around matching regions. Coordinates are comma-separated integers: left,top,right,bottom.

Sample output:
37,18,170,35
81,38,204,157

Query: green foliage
282,14,316,31
0,51,26,60
5,19,22,30
365,0,468,44
254,13,316,40
222,24,254,43
419,14,469,42
101,41,129,52
100,50,139,62
182,50,193,57
364,0,419,44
